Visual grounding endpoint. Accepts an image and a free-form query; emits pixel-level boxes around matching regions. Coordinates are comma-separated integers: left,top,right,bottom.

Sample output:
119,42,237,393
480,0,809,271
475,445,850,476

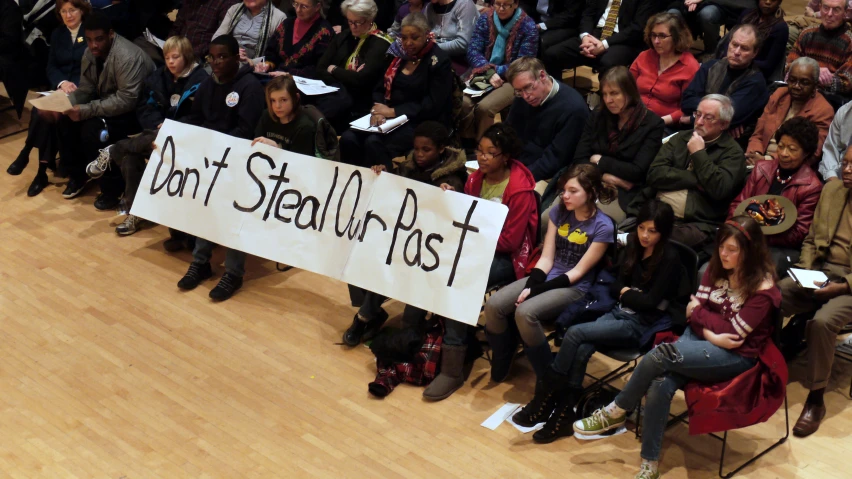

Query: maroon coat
728,159,823,249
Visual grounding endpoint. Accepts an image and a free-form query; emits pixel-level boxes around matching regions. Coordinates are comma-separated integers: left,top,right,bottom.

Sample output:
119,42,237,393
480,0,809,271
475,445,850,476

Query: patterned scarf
383,36,436,101
346,24,392,71
490,8,521,64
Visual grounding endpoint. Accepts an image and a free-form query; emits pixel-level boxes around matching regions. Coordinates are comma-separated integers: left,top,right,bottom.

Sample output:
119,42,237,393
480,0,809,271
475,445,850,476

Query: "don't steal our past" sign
132,120,509,326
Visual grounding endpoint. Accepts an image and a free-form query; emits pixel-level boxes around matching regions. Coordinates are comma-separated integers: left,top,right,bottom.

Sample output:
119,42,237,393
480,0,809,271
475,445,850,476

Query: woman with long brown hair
485,164,616,383
574,216,781,479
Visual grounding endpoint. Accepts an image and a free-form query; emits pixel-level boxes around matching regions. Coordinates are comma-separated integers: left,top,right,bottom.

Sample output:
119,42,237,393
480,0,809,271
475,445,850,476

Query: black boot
486,328,519,383
512,367,563,427
533,384,581,444
524,342,554,379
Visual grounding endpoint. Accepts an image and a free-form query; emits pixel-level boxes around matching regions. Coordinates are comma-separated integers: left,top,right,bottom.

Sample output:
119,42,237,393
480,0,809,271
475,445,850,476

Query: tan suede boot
423,344,467,401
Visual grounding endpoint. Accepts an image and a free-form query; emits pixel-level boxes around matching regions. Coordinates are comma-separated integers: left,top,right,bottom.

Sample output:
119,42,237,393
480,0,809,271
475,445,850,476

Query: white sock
641,459,659,473
604,401,626,418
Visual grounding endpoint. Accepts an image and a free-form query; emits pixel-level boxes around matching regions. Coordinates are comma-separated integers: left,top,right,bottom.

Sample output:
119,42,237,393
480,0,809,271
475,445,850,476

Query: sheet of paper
465,160,479,171
29,90,72,113
463,86,492,98
292,75,340,95
143,28,165,49
349,113,408,134
788,268,829,289
481,403,520,430
37,91,53,96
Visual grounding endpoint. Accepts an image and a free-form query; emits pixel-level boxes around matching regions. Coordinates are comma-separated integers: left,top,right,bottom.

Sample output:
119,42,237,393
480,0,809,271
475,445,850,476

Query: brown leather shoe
793,403,826,437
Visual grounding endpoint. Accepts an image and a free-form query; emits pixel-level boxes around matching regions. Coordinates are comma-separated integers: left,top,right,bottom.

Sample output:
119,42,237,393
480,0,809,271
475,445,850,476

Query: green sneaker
634,462,660,479
573,407,626,436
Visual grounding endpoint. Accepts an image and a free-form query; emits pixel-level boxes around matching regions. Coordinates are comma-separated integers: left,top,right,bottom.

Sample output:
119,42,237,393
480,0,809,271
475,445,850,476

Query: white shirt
580,0,621,49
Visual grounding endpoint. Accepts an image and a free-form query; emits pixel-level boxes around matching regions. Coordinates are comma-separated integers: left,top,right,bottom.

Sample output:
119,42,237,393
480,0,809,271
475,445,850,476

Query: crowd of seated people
4,1,852,478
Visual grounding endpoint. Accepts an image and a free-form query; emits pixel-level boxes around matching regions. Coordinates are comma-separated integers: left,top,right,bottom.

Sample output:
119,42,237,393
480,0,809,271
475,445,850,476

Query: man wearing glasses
629,94,746,251
503,57,588,183
788,0,852,109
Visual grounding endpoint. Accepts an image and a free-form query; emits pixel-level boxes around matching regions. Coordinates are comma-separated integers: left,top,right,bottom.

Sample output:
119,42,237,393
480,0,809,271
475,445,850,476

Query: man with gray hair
628,94,747,250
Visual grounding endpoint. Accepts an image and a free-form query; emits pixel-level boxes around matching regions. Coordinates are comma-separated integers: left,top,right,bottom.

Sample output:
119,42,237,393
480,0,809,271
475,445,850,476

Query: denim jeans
488,252,516,287
669,4,725,53
614,327,756,461
485,277,584,347
192,238,247,277
357,290,469,346
552,308,648,388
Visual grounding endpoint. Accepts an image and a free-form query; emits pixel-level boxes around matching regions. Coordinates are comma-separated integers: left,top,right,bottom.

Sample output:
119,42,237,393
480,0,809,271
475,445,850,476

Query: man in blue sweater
504,57,588,183
680,23,768,144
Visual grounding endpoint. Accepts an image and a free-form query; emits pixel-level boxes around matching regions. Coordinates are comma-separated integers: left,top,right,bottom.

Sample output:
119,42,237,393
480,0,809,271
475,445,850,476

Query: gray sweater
425,0,479,58
819,100,852,180
70,35,155,120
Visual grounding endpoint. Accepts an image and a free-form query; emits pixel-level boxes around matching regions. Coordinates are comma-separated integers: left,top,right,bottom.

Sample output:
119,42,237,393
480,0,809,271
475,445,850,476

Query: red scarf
383,39,435,101
293,12,320,44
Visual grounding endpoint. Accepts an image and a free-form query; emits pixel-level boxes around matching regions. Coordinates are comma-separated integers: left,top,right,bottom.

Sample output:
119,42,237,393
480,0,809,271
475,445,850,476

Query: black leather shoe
342,310,388,346
94,193,122,211
27,172,49,197
6,151,29,175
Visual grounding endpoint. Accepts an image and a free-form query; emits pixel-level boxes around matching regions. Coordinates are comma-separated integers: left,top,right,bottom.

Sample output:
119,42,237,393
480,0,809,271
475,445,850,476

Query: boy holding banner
177,34,265,301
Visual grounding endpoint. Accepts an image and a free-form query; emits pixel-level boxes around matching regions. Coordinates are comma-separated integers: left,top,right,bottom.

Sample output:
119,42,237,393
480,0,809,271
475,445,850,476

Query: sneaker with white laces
573,407,627,436
115,214,143,236
634,462,660,479
86,147,112,179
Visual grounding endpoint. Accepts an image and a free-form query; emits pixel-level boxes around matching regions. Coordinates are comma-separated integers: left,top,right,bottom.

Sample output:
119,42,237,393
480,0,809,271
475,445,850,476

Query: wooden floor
3,122,852,479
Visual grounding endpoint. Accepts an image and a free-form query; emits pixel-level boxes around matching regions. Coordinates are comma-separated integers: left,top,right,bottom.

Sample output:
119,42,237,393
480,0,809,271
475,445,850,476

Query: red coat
685,282,786,435
728,159,823,249
746,87,834,164
465,159,538,280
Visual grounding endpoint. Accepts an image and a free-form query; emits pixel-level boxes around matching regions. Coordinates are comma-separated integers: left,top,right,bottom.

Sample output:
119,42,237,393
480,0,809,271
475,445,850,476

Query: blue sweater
46,26,87,88
681,59,769,128
506,80,589,181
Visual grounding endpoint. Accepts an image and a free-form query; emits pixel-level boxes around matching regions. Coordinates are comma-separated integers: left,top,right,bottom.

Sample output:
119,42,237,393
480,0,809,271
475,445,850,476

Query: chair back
667,240,700,330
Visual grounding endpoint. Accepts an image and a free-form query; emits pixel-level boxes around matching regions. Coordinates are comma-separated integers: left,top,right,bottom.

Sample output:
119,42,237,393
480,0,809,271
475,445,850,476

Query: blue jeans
669,4,724,53
552,308,648,388
357,290,468,346
614,327,756,461
192,238,247,277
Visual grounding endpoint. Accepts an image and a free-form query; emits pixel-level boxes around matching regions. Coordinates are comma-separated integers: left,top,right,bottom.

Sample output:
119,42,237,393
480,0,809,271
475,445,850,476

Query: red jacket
746,87,834,164
629,49,700,123
728,159,823,249
686,276,786,435
465,159,538,280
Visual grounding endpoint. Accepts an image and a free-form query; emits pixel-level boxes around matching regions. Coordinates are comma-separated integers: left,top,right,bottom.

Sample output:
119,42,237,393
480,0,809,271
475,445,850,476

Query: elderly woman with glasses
459,0,537,142
338,12,454,169
7,0,91,196
314,0,392,128
254,0,333,77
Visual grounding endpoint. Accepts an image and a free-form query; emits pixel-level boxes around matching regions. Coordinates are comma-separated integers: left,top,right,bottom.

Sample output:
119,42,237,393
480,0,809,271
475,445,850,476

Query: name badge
226,92,240,108
170,94,181,107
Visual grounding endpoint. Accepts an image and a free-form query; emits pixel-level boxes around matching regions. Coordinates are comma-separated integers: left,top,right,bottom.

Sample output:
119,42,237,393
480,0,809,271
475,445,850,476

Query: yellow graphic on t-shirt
558,223,571,237
567,229,589,245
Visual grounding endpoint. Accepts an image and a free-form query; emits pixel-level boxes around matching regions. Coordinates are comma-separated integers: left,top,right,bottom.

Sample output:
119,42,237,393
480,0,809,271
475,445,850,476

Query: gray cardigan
425,0,479,58
70,35,155,120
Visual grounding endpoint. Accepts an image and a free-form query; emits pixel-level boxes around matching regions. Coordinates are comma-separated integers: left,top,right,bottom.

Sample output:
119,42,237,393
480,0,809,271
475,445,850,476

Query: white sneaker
86,147,112,179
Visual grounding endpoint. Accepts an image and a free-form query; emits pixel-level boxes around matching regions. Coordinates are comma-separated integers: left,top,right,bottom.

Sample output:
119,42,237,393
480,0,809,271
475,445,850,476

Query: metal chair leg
717,395,789,478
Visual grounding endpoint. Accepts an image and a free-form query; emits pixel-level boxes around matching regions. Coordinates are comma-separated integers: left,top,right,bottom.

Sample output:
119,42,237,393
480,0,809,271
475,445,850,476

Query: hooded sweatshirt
465,159,538,279
188,64,265,139
397,146,468,191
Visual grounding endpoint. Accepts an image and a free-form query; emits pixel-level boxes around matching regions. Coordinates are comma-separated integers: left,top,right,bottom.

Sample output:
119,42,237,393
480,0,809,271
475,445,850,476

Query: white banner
132,120,508,326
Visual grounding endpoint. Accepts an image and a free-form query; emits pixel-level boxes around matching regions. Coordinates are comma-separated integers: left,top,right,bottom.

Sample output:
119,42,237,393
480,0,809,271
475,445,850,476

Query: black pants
542,27,642,78
304,81,356,134
24,108,59,167
540,28,577,56
57,112,141,198
111,129,158,209
338,123,416,169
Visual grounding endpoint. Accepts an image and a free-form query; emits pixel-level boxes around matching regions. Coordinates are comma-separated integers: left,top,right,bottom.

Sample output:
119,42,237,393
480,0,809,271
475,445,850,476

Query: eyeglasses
787,77,814,88
820,5,845,15
293,1,315,10
693,111,718,123
347,19,369,27
205,53,233,63
513,78,540,97
60,7,80,16
649,33,671,41
475,149,503,160
494,2,515,10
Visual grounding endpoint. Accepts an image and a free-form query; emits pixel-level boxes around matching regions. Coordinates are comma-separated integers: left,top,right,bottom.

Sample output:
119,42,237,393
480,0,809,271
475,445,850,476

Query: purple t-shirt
547,206,614,292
